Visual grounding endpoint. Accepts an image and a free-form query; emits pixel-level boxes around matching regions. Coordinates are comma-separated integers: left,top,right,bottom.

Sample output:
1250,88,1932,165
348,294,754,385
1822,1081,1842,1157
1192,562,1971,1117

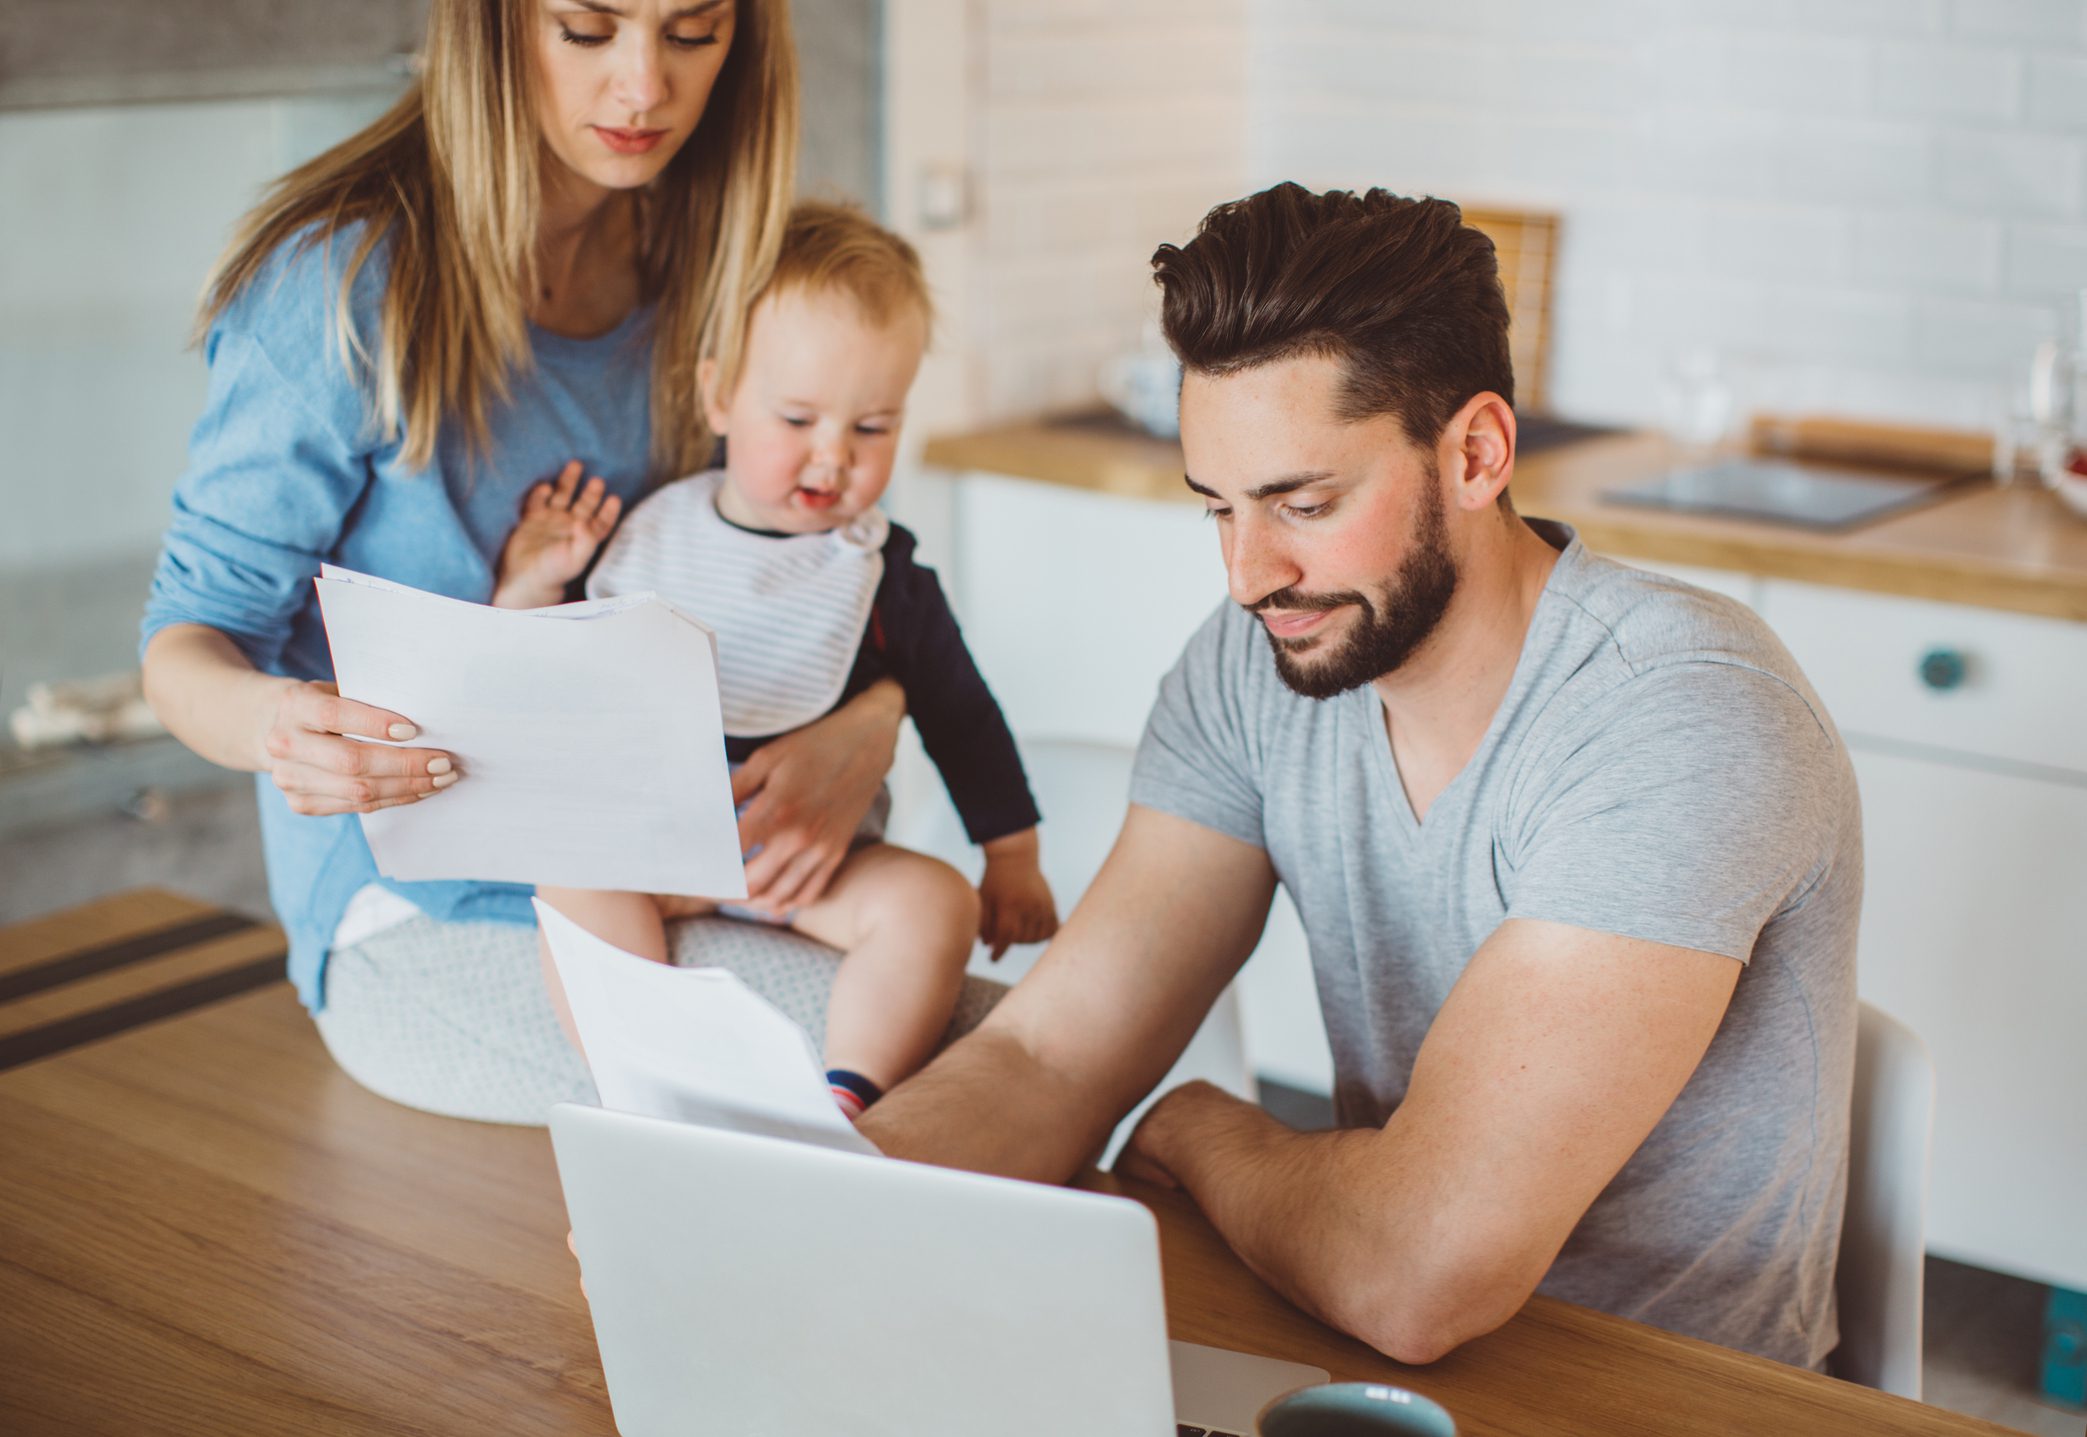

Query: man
861,184,1860,1372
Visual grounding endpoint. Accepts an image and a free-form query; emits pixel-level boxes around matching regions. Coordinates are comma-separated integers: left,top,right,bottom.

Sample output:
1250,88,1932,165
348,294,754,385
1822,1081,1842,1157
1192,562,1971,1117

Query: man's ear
698,357,730,437
1443,392,1515,511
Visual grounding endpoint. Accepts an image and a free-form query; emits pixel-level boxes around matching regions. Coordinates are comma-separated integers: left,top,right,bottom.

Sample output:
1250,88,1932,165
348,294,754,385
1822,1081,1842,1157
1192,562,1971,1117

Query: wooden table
0,891,2029,1435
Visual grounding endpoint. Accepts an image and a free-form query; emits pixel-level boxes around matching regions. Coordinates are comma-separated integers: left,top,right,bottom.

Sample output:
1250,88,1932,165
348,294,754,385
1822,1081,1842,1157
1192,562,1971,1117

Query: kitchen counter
923,415,2087,623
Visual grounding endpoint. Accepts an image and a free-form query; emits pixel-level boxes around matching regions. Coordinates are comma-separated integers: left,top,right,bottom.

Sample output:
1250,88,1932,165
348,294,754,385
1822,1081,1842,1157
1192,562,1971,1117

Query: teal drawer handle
1919,648,1967,691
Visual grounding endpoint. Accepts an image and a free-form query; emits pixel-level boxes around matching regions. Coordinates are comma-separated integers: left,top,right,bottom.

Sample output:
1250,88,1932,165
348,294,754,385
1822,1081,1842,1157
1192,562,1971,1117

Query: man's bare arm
1119,918,1742,1364
859,805,1277,1182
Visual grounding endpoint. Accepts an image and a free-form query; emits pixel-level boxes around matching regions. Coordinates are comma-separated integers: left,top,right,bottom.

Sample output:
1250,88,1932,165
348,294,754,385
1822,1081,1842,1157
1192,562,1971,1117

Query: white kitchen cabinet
943,472,1225,749
1760,581,2087,776
1759,578,2087,1292
1834,747,2087,1289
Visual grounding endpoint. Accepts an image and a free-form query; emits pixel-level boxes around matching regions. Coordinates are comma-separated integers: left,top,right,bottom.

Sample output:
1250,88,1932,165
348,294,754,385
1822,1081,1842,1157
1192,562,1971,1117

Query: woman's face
532,0,737,197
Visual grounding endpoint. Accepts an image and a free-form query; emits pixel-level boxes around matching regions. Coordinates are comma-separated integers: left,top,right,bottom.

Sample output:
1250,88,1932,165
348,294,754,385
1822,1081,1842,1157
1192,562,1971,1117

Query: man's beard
1254,488,1459,701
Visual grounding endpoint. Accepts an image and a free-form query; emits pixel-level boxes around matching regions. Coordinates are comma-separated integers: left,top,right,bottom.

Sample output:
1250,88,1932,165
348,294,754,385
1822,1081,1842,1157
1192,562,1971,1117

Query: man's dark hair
1151,184,1514,451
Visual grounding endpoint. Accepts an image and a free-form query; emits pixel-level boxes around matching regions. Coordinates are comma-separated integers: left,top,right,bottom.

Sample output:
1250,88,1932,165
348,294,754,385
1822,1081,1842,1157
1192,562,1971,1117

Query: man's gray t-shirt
1129,521,1861,1370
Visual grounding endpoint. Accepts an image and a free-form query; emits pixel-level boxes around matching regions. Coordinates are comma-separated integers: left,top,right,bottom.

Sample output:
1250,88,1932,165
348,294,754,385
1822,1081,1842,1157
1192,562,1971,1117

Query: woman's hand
731,679,906,914
977,829,1059,961
259,679,457,816
491,460,622,609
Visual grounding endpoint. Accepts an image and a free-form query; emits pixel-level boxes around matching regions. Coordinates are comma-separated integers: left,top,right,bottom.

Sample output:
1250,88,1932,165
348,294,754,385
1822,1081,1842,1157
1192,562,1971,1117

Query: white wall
880,0,1248,582
0,93,398,572
1245,0,2087,431
968,0,1248,421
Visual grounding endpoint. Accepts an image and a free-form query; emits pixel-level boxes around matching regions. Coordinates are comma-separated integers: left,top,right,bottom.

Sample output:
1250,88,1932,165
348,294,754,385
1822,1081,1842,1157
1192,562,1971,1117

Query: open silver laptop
550,1103,1328,1436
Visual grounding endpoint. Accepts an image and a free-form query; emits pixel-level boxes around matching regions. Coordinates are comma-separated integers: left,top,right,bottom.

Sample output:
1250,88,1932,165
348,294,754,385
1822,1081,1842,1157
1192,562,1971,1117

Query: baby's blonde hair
709,201,933,395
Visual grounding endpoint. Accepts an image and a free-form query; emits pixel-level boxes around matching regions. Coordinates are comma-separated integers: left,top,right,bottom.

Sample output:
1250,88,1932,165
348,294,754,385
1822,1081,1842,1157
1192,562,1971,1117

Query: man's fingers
1112,1144,1180,1191
551,461,582,506
594,493,624,536
522,481,553,516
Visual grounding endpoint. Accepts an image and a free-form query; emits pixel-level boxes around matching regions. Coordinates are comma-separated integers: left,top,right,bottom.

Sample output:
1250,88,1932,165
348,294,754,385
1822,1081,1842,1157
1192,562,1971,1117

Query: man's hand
1111,920,1742,1367
1116,1081,1226,1190
859,807,1278,1184
491,461,622,609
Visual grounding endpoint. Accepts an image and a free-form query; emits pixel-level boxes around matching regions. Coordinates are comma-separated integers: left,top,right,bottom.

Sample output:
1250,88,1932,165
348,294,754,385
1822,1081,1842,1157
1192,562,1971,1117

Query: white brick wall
1245,0,2087,431
964,0,1247,421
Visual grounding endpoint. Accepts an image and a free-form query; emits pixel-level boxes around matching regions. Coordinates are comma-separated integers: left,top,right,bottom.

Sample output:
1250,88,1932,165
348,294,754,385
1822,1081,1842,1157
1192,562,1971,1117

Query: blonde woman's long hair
195,0,799,476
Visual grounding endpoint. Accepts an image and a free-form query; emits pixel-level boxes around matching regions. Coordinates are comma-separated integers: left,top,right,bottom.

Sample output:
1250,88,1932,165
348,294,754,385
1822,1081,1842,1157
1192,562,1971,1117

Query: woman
141,0,911,1122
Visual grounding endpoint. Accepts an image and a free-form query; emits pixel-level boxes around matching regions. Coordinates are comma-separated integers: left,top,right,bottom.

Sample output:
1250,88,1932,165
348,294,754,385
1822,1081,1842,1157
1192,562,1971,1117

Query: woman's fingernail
432,771,459,788
388,722,418,740
428,756,453,775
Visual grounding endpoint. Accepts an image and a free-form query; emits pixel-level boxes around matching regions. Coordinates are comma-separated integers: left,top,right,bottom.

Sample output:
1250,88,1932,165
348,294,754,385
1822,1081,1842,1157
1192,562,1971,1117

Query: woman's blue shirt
141,226,657,1010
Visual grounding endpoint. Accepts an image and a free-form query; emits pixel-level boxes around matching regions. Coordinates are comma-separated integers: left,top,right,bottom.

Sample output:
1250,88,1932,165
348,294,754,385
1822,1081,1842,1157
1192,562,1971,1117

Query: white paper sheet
314,566,745,897
536,898,880,1155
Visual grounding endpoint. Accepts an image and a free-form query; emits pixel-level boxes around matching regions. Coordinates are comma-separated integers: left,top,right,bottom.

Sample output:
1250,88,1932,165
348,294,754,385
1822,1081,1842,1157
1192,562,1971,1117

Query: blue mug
1256,1382,1459,1436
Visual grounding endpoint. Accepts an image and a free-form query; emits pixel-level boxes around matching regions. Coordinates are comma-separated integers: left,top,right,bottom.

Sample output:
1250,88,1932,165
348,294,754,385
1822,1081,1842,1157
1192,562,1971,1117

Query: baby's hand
977,831,1058,961
491,461,622,609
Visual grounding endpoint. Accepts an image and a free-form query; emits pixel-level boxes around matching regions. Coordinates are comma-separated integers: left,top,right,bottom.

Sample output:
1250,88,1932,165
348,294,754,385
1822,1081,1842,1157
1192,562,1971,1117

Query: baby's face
705,285,927,535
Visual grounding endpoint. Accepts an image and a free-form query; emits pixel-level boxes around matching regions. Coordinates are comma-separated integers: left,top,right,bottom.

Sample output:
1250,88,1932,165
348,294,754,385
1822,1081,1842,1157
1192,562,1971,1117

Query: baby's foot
491,460,624,608
826,1068,884,1122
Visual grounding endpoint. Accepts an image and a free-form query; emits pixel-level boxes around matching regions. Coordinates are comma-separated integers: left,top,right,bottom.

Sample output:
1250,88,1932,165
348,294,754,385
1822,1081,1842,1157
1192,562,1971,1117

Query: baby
493,202,1057,1119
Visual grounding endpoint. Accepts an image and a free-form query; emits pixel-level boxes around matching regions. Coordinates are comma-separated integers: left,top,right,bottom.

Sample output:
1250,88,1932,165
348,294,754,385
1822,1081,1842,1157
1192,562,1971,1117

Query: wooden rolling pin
1748,413,1993,475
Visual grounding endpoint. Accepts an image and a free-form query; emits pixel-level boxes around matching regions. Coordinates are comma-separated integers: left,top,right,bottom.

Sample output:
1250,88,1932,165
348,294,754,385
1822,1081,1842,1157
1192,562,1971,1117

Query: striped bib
586,470,887,738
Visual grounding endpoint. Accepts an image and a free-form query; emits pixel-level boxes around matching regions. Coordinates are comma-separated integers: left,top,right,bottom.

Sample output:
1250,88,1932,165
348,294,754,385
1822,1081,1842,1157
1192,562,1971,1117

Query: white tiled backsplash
966,0,1248,422
1242,0,2087,432
957,1,2085,430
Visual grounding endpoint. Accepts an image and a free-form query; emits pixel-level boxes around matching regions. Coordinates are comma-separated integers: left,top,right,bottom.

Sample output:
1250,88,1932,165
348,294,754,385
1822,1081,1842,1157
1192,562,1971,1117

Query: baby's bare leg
535,886,676,1056
789,844,980,1093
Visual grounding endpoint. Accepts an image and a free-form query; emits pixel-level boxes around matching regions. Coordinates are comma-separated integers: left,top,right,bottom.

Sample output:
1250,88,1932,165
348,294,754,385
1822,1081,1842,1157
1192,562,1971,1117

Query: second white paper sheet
316,567,744,897
536,898,878,1156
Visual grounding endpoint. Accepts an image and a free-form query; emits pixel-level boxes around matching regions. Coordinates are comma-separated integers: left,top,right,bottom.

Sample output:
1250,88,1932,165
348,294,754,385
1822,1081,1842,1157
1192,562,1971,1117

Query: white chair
1833,1001,1934,1399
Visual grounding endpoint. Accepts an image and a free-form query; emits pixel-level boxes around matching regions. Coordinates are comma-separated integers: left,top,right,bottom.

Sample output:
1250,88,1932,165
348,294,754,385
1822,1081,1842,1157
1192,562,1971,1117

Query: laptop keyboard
1177,1427,1245,1437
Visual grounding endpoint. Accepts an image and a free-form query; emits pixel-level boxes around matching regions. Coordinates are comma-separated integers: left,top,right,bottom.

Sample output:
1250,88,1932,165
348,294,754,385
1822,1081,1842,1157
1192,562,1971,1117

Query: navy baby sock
826,1068,883,1122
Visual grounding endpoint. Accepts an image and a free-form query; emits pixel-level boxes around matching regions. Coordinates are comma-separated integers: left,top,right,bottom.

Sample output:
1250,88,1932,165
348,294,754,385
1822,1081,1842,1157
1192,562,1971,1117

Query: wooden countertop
924,416,2087,623
0,888,2030,1436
